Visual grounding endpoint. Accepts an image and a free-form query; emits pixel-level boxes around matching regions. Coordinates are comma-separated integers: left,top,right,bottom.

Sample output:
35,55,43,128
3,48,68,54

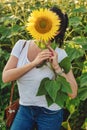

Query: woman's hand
32,49,52,66
47,46,59,70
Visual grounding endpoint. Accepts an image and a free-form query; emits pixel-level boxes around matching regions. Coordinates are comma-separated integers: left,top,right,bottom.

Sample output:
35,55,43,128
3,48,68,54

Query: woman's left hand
47,46,59,70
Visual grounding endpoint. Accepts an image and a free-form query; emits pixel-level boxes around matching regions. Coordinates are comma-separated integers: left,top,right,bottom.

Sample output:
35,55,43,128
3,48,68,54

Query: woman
2,6,78,130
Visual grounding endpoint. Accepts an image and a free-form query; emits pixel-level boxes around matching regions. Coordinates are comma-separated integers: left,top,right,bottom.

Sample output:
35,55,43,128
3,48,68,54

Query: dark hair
50,6,68,47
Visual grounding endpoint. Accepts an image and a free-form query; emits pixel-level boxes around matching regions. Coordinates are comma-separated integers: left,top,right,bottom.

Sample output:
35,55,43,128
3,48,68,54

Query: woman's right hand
32,49,52,66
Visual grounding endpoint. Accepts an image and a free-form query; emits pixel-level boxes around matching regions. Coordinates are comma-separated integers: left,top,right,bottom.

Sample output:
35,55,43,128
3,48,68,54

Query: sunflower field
0,0,87,130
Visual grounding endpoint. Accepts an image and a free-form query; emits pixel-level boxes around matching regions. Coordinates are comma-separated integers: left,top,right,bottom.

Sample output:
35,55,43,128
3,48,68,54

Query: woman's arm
2,49,52,83
55,67,78,99
2,55,36,83
47,45,78,99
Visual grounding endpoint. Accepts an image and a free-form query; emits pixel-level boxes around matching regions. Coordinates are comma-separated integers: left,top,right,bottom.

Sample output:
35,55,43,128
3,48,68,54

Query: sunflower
26,8,61,43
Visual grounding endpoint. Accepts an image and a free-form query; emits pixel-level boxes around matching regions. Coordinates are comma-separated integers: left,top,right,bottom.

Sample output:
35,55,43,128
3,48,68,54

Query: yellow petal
26,8,61,42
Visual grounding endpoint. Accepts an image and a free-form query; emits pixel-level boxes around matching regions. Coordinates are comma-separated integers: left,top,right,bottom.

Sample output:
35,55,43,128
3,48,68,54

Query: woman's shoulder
55,47,67,55
11,39,28,58
55,47,67,62
15,39,32,44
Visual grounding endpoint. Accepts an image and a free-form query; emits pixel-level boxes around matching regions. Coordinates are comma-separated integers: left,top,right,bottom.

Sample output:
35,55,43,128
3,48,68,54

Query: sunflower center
35,17,52,34
40,21,46,28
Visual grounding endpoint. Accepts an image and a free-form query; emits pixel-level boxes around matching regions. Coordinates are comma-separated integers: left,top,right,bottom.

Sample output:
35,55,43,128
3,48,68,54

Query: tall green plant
0,0,87,130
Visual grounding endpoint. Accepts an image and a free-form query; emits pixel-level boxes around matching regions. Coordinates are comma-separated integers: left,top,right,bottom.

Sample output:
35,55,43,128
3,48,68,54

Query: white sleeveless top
11,39,67,110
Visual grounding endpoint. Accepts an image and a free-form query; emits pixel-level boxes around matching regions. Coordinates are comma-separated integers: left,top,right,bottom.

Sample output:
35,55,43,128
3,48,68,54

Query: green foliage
0,0,87,130
36,78,48,96
59,57,71,73
81,118,87,129
37,57,72,108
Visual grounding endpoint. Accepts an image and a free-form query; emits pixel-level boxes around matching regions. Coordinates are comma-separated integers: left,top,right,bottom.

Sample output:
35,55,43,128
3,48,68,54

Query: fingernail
51,53,53,56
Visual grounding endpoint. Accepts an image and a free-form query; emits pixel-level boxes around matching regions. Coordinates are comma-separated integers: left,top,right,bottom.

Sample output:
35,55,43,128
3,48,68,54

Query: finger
49,57,53,62
40,51,52,56
43,50,51,54
47,45,54,52
46,46,55,56
41,56,50,62
40,54,52,59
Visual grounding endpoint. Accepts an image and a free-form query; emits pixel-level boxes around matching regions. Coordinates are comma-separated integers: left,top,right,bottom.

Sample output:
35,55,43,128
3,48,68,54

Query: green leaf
46,95,53,107
66,97,80,112
72,36,87,50
78,87,87,101
11,25,21,33
36,78,49,96
69,16,81,26
56,76,72,94
65,44,85,61
61,80,72,94
80,73,87,87
0,26,11,37
82,61,87,73
73,7,87,13
59,57,71,73
62,121,68,129
55,91,68,107
45,80,61,102
62,121,72,130
81,118,87,129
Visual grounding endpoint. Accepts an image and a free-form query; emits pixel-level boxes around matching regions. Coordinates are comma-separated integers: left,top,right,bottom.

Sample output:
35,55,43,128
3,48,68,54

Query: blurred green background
0,0,87,130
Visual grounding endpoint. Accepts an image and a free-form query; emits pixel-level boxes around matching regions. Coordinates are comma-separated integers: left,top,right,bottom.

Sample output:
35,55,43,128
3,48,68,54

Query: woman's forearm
2,62,36,83
54,65,78,99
